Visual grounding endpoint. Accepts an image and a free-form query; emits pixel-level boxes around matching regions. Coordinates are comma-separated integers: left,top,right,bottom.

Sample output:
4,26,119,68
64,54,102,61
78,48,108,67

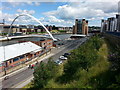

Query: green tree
58,36,100,83
33,60,58,88
33,62,49,88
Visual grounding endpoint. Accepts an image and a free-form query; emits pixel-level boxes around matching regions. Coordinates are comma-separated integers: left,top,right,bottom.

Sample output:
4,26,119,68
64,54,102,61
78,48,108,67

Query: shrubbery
57,36,103,83
31,35,120,88
104,34,120,88
33,60,58,88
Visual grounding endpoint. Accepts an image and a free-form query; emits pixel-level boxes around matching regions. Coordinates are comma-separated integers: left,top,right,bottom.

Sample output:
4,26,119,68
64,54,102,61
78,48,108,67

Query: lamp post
3,45,6,76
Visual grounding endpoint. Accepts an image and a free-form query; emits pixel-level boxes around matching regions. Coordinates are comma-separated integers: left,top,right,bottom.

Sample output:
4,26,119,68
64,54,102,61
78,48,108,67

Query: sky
0,0,119,27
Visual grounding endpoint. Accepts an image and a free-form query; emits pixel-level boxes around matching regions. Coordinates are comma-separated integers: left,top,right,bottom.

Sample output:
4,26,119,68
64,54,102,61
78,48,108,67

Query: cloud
1,9,37,25
39,15,73,26
43,2,118,26
86,2,118,13
1,1,40,8
26,2,33,5
2,0,120,2
34,2,40,6
17,9,35,15
1,1,119,26
0,11,2,20
2,0,55,2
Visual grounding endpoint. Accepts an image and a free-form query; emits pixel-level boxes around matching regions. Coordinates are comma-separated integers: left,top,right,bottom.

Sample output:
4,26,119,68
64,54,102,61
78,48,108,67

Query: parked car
63,53,71,57
58,43,64,45
4,76,9,80
59,56,67,60
54,60,63,65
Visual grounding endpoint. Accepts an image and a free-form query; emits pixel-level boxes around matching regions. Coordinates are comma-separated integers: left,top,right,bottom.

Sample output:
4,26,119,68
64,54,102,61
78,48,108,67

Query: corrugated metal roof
0,42,42,62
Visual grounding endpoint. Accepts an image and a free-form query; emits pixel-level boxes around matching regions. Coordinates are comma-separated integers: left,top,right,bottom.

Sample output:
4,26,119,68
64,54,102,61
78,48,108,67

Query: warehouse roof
0,42,42,62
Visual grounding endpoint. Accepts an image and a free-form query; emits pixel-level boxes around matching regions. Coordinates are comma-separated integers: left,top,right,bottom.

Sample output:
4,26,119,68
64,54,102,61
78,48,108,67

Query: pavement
1,53,54,88
1,37,88,89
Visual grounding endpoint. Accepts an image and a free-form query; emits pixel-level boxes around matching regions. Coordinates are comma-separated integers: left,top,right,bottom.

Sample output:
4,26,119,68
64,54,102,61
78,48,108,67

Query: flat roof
71,34,86,37
0,42,42,62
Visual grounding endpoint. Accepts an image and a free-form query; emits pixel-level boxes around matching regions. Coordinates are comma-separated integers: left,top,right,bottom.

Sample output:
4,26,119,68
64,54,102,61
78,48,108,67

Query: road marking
15,74,24,80
11,75,33,88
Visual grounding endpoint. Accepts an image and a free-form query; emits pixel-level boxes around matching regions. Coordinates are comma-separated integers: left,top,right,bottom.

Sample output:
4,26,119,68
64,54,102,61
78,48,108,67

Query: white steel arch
8,14,57,41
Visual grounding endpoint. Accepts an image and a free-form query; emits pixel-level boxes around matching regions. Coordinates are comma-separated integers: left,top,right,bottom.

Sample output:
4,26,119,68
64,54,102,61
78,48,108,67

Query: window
0,64,2,67
10,60,12,63
13,57,19,62
20,55,25,59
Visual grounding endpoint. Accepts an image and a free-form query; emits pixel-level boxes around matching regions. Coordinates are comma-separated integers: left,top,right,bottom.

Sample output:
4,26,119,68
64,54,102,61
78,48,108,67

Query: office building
101,2,120,32
118,1,120,14
116,14,120,31
101,15,119,32
73,19,88,35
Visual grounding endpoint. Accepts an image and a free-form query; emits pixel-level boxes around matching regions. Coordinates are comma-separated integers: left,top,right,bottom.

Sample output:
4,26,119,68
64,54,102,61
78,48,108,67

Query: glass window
13,57,19,62
0,64,2,67
20,55,24,59
10,60,12,63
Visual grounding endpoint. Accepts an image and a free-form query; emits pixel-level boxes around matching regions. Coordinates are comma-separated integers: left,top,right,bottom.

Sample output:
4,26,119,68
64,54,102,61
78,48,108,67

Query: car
61,43,64,45
58,43,64,45
59,56,67,60
54,60,63,65
63,53,71,57
58,43,61,45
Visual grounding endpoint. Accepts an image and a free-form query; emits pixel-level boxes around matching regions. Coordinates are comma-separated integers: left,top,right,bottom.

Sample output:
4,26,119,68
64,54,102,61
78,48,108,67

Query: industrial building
0,42,42,72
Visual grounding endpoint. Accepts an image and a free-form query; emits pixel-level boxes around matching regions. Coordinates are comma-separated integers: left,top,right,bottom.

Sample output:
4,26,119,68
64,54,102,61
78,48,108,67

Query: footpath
11,53,54,88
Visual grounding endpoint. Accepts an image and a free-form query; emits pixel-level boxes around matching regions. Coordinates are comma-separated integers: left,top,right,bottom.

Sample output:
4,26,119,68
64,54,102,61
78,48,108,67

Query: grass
45,40,111,88
23,37,112,88
22,82,33,88
51,30,59,33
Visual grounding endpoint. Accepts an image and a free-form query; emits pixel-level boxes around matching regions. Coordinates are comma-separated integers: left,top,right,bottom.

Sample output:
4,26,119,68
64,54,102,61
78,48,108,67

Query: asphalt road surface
2,37,87,88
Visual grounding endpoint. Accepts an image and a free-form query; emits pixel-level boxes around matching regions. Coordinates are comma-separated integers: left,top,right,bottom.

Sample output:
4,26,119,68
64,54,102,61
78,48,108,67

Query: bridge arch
8,14,57,41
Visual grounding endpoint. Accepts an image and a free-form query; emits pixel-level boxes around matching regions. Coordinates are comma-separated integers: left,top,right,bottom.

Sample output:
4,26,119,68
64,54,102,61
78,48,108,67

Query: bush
57,36,102,83
33,60,58,88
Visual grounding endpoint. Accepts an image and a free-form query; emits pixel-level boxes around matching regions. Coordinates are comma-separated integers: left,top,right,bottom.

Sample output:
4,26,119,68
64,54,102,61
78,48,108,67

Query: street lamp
3,45,6,76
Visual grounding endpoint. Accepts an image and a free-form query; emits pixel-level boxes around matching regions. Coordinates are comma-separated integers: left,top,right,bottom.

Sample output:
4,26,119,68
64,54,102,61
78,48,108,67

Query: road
2,37,88,88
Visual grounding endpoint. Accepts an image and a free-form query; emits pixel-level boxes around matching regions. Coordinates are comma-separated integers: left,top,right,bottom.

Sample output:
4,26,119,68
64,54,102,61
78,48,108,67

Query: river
0,34,71,46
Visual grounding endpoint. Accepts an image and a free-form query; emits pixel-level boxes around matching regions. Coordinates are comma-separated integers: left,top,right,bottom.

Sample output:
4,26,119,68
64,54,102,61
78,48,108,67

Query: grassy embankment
24,35,119,88
45,36,111,88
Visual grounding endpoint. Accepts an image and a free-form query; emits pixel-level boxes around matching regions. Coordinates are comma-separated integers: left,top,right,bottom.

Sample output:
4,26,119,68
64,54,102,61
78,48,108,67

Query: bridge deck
0,35,49,42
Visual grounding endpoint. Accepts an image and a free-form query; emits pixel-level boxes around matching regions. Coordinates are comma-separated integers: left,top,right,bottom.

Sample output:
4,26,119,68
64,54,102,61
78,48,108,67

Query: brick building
19,37,53,52
0,42,42,72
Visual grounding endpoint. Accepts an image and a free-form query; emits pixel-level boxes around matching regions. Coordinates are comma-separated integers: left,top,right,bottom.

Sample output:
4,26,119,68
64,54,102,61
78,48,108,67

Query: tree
33,60,58,88
33,62,49,88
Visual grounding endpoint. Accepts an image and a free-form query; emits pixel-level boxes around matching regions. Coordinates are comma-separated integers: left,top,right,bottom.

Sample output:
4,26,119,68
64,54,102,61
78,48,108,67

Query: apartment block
101,15,120,32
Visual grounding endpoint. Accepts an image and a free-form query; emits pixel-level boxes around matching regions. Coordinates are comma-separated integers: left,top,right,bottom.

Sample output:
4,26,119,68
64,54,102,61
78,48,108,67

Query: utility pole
3,46,6,76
